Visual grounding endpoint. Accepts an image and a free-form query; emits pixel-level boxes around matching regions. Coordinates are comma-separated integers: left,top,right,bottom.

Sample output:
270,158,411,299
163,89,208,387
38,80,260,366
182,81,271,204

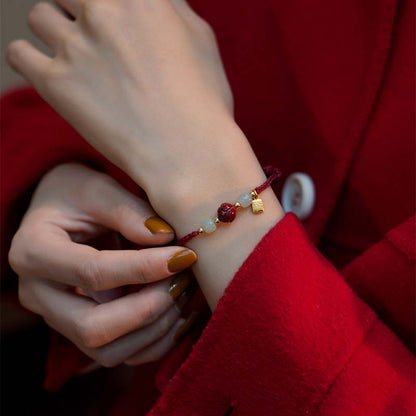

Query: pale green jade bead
238,192,252,208
202,218,217,233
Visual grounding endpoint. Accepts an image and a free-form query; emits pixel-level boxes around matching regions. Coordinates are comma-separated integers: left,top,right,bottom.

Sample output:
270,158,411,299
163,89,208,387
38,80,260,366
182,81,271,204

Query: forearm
127,121,285,309
185,186,284,310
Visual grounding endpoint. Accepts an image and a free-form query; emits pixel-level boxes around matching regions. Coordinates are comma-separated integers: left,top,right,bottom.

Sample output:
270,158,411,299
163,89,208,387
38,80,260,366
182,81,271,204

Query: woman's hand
8,163,198,367
7,0,272,235
7,0,234,191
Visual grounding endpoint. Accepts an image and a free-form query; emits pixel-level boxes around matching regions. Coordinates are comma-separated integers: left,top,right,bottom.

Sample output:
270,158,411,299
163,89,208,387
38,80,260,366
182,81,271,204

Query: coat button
281,172,315,220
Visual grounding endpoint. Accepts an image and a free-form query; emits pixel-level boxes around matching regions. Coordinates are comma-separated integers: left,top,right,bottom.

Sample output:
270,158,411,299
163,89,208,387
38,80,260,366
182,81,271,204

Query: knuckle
136,266,148,286
80,171,114,205
136,254,155,284
8,230,31,274
73,314,103,349
200,20,215,39
93,349,119,368
138,299,158,326
58,31,81,59
8,241,22,274
81,0,115,26
192,16,216,40
76,254,103,291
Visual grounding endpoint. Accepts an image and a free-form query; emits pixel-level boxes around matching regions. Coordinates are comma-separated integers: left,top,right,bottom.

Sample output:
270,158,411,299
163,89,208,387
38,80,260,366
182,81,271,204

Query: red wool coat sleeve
148,213,415,415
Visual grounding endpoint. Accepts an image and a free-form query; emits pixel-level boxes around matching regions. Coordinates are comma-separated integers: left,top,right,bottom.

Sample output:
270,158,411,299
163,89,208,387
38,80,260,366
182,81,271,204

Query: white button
281,172,315,220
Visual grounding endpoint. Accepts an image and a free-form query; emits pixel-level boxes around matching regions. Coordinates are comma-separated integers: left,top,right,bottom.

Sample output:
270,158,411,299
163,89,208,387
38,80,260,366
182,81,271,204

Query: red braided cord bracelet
175,166,282,246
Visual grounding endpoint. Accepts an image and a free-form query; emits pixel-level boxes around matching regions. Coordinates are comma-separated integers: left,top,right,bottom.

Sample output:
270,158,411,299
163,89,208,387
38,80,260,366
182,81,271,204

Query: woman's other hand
8,163,198,367
7,0,234,190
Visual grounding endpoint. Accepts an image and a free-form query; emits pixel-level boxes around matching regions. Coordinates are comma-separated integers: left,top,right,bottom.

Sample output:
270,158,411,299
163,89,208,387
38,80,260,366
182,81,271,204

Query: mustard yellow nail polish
174,311,199,343
167,250,197,273
169,273,192,300
144,216,174,234
175,290,194,311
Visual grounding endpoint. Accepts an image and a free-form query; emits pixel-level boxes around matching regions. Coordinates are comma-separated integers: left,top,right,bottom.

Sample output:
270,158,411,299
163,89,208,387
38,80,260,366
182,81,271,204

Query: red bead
217,203,237,223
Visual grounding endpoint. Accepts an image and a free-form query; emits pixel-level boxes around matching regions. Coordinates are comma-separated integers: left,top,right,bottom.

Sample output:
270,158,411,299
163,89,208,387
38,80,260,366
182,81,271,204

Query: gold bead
214,217,220,224
250,189,259,200
198,227,204,234
234,201,241,208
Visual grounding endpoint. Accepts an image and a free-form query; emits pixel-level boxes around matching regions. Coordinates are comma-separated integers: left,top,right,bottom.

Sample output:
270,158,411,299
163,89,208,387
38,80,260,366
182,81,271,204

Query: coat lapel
264,0,399,243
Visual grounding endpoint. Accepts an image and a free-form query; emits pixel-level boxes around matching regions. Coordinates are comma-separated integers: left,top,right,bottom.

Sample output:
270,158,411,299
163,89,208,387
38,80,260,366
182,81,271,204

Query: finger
85,266,194,305
54,0,80,18
82,275,195,347
29,276,193,348
78,305,181,367
124,318,185,366
20,223,196,290
7,39,52,85
27,2,73,48
73,165,175,246
79,279,177,346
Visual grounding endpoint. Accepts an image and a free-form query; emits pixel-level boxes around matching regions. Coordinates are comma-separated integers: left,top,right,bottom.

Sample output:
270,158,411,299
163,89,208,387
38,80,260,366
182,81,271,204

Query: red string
176,230,200,246
175,165,282,246
255,166,282,194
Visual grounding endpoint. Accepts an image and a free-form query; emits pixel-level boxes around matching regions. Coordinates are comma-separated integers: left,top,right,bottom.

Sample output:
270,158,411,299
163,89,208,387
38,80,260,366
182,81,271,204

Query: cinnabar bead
217,203,237,223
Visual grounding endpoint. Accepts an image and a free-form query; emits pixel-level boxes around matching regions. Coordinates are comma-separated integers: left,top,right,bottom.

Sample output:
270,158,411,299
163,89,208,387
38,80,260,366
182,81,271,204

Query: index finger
14,222,197,291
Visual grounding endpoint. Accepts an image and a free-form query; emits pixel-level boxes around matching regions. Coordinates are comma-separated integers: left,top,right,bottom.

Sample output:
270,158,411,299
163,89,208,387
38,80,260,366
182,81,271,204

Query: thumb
78,169,175,247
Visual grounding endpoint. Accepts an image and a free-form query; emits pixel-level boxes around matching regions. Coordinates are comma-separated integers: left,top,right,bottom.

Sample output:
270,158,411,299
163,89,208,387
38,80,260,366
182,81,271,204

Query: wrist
125,120,286,309
143,127,274,237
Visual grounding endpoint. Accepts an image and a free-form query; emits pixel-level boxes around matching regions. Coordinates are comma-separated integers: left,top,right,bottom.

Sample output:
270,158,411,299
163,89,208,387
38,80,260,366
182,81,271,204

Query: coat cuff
150,212,413,415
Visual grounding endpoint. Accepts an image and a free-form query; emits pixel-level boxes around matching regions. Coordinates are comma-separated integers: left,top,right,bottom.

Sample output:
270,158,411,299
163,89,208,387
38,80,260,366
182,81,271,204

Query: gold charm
252,198,264,214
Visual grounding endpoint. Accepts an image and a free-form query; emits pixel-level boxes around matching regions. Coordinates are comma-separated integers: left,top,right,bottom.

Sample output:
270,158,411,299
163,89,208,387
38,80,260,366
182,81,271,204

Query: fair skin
9,163,196,367
8,0,285,364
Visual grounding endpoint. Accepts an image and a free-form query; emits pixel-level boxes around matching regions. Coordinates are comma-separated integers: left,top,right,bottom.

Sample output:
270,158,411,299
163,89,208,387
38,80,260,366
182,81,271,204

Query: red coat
1,0,414,414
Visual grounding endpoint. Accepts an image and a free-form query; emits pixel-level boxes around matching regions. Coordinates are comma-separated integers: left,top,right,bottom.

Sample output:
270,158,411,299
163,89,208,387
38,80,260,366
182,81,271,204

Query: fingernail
144,216,174,234
174,311,199,343
174,290,193,312
169,273,192,300
167,249,197,273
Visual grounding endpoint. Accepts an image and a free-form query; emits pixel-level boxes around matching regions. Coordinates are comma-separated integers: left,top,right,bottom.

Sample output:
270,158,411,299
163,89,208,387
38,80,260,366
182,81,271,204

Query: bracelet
175,166,282,246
